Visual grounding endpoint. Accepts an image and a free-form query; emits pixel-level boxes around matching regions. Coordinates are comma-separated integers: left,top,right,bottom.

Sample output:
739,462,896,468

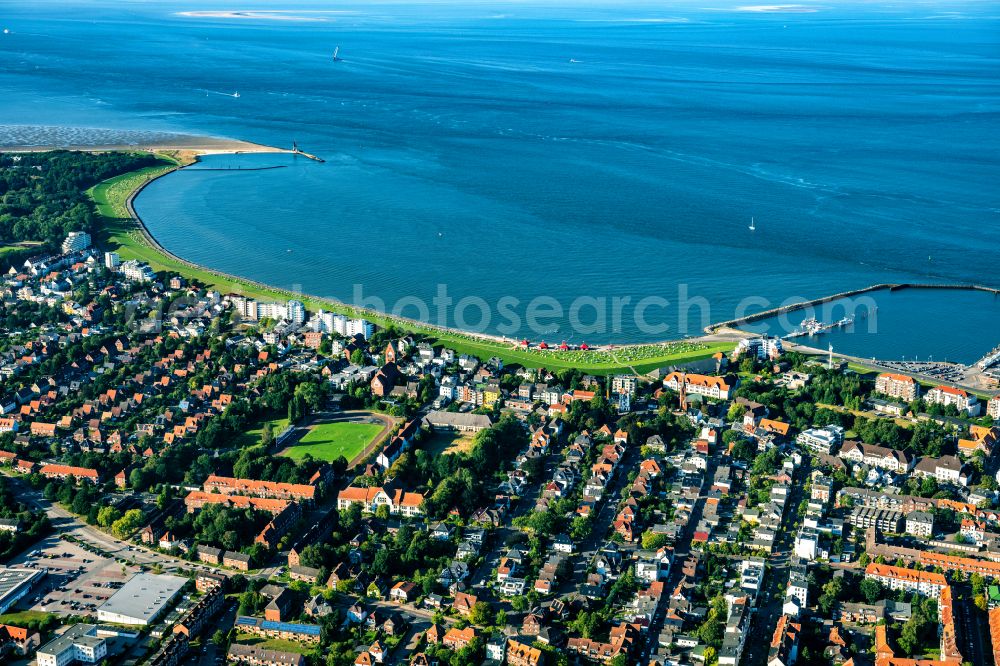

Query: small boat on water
332,46,342,62
749,217,756,232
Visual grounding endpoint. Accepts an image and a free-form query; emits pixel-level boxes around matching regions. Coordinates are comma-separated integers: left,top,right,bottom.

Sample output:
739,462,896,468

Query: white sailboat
332,46,342,62
748,217,756,232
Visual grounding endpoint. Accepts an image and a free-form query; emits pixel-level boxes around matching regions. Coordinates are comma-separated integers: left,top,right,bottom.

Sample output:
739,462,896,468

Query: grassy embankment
88,154,733,374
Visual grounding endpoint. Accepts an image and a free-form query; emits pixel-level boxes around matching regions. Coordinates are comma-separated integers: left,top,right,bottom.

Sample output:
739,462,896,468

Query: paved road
741,462,808,666
953,583,987,666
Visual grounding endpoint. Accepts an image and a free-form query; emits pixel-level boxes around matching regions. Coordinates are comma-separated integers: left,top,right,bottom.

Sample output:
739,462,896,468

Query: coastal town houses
988,395,1000,420
958,425,998,458
733,336,784,361
336,485,425,517
838,441,914,473
864,563,947,597
663,372,736,401
875,373,919,402
203,474,317,503
912,455,969,486
796,425,844,455
767,615,801,666
924,385,981,416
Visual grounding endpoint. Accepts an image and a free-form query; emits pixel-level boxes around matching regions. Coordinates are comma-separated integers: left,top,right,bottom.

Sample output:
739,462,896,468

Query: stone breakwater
704,283,1000,334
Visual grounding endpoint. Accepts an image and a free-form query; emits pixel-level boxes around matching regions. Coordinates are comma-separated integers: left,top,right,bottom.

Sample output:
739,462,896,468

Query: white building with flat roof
96,572,186,626
796,425,844,454
734,337,783,361
37,624,107,666
62,231,91,254
989,395,1000,420
0,566,46,613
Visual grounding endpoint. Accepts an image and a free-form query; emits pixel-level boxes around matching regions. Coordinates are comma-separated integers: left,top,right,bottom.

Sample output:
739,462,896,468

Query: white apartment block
37,624,107,666
104,251,120,270
925,385,980,416
611,375,638,396
989,395,1000,420
286,300,306,327
796,425,844,454
119,260,154,283
313,310,373,339
734,337,783,361
62,231,91,254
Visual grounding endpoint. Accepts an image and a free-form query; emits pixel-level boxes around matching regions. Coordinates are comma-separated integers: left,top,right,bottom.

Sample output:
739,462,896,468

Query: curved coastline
125,156,528,346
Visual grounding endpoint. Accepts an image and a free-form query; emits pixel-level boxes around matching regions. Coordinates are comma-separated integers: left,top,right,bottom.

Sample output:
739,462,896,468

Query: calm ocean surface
2,1,999,359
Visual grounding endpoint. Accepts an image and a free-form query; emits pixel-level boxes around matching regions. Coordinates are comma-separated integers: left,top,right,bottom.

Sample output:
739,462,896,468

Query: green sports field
278,421,383,462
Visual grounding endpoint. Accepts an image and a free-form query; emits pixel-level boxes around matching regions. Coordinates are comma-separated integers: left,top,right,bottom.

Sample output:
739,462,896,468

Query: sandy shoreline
0,137,291,156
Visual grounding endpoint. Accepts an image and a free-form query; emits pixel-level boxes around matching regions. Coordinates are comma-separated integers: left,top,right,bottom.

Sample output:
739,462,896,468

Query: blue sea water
1,1,999,359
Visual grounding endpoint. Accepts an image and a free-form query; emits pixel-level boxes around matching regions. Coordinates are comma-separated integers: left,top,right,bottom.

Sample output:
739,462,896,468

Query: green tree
110,509,144,539
97,506,120,528
470,601,494,627
859,578,883,604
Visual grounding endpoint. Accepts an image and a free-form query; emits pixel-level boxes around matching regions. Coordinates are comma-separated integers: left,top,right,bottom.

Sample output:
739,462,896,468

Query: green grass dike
88,151,734,375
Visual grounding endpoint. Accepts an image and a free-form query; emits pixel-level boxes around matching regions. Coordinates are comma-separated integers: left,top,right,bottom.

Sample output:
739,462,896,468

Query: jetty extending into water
704,282,1000,334
291,148,324,163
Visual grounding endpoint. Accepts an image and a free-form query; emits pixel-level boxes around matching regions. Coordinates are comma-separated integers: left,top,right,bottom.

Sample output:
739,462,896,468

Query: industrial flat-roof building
96,573,186,626
0,566,46,613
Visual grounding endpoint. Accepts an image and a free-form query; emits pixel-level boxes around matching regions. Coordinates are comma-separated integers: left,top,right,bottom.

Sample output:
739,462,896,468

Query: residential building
286,300,306,327
233,617,320,644
38,464,99,484
796,425,844,454
611,375,638,396
838,441,914,473
875,373,919,402
988,395,1000,420
905,511,934,538
37,624,107,666
227,645,305,666
663,372,735,400
62,231,91,254
850,507,903,533
120,259,155,283
507,639,544,666
864,563,946,597
734,336,784,361
336,486,425,517
203,475,316,502
912,455,968,486
767,615,801,666
925,385,980,416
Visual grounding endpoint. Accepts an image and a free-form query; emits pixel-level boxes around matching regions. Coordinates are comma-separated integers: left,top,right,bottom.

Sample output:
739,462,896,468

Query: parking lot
8,534,141,617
